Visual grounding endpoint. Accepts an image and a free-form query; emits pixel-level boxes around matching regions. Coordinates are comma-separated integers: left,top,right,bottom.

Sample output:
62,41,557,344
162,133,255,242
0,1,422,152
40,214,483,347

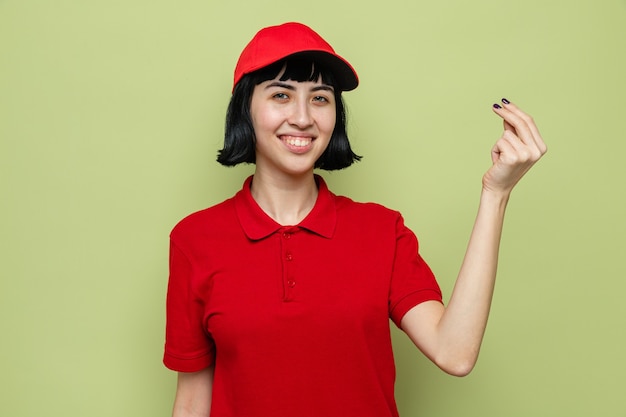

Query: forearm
435,189,509,373
172,367,214,417
173,403,212,417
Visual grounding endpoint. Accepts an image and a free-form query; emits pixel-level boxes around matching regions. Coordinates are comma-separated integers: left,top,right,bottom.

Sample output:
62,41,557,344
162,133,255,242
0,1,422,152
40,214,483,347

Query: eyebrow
265,81,334,93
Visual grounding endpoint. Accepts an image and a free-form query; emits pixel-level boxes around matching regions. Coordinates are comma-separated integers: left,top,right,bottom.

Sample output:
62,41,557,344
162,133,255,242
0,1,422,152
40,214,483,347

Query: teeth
284,137,311,147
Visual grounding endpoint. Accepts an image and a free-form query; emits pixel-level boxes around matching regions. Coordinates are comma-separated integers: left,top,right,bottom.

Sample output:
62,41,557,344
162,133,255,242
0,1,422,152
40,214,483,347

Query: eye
272,92,289,100
312,95,330,103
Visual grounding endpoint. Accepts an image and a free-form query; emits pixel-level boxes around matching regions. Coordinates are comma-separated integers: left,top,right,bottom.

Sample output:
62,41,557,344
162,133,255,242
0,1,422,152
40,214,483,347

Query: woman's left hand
483,99,547,196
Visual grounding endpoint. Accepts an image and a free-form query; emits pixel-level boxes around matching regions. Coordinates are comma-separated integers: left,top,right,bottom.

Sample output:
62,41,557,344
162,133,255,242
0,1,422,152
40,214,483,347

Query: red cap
233,22,359,92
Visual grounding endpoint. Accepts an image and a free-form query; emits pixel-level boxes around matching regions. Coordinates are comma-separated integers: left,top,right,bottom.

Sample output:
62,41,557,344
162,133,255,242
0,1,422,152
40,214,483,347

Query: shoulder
331,193,408,239
170,197,237,241
333,193,402,222
316,175,401,222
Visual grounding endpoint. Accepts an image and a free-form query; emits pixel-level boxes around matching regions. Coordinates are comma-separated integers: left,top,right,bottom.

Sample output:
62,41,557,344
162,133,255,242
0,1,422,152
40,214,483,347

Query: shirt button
287,280,296,288
282,232,291,239
285,253,293,261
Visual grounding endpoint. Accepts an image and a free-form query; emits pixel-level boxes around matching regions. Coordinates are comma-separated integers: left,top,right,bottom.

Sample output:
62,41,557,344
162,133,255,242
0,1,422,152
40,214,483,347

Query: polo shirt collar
234,175,336,241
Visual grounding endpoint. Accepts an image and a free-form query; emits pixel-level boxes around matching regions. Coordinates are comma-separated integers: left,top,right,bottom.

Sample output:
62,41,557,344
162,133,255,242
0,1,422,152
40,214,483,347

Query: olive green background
1,1,625,416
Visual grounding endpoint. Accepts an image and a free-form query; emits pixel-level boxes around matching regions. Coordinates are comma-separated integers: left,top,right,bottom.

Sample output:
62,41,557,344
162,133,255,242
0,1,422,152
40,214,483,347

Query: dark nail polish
501,98,510,104
493,103,502,109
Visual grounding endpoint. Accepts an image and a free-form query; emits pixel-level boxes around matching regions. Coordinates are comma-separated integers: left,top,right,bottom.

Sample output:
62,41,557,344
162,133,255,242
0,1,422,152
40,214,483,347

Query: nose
288,99,313,129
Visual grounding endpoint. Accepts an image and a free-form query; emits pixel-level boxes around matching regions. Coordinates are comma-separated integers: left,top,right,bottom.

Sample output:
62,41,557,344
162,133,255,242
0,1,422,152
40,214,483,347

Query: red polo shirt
164,175,442,417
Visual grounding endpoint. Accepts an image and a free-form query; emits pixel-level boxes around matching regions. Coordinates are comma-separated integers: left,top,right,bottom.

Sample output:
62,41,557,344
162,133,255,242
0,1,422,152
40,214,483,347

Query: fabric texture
164,175,442,417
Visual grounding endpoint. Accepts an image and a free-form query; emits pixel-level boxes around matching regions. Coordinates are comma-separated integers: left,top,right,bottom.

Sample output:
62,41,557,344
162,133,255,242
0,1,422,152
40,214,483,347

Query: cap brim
281,50,359,92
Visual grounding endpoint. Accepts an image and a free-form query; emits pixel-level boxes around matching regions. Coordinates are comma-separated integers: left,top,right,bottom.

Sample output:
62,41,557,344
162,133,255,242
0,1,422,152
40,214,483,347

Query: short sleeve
163,239,215,372
388,215,443,327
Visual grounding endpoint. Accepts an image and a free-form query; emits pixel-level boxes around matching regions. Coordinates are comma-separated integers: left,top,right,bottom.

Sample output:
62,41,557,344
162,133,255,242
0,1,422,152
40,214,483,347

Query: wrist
479,187,510,209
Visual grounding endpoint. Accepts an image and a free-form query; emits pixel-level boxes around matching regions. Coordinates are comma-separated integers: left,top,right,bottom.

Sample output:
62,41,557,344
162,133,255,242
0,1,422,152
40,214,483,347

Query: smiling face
218,57,360,171
250,73,337,178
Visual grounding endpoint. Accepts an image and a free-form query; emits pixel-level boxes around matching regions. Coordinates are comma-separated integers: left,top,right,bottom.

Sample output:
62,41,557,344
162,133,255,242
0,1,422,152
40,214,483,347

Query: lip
278,134,315,154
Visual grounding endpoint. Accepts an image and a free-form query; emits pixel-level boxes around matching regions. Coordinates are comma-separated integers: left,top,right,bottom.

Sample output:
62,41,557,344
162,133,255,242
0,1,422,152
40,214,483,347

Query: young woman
164,22,547,417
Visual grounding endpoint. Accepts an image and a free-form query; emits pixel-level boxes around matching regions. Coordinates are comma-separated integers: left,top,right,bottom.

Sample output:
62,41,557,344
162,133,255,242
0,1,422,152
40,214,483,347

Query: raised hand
483,99,547,196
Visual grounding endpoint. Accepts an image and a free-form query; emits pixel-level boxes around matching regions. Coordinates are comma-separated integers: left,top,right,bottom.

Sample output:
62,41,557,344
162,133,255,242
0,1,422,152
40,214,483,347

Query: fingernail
493,103,502,109
501,98,510,104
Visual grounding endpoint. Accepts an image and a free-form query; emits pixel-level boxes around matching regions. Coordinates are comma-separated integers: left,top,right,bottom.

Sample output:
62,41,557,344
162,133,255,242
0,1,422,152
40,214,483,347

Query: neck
250,170,319,226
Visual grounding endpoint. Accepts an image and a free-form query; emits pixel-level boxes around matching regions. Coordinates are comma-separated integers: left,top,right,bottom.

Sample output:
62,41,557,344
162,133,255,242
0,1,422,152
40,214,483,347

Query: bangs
250,57,338,88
